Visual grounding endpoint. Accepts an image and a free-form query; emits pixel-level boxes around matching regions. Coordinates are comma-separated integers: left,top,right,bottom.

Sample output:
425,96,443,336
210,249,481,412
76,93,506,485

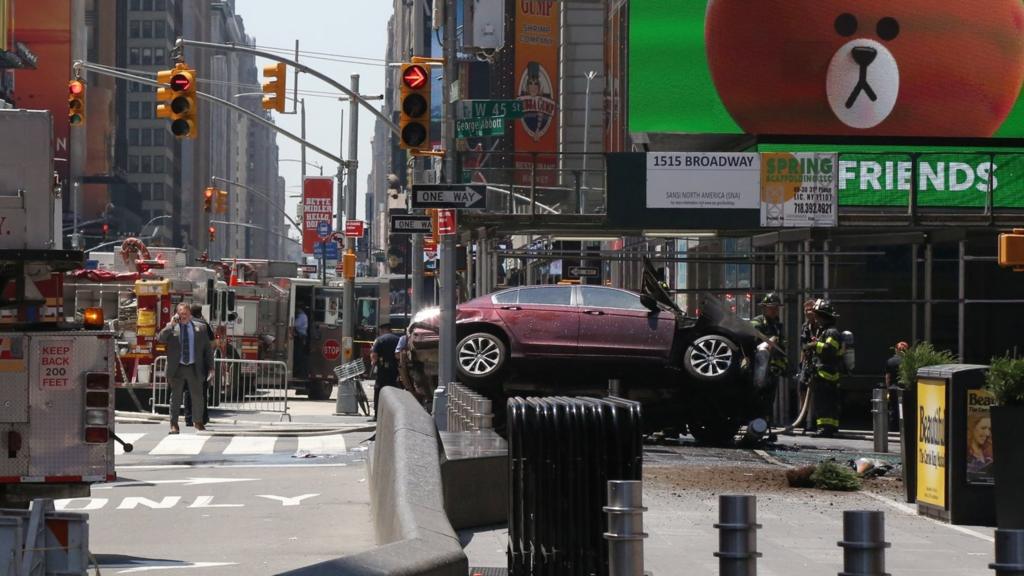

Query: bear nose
851,46,877,66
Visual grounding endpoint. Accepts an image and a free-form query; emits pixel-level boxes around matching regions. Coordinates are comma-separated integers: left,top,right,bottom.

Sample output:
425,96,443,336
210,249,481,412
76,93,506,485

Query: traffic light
157,64,197,139
216,188,228,214
101,223,109,240
998,229,1024,269
261,63,287,113
203,187,214,213
399,63,431,150
208,226,216,242
68,80,86,126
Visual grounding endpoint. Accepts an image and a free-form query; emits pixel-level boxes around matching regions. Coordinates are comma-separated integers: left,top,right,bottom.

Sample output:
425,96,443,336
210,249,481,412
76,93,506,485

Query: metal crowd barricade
508,396,643,576
151,356,291,421
446,382,494,431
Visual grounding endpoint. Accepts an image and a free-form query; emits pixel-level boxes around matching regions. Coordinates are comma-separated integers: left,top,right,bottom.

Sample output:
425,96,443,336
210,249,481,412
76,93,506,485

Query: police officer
369,323,401,421
751,293,787,425
804,299,843,437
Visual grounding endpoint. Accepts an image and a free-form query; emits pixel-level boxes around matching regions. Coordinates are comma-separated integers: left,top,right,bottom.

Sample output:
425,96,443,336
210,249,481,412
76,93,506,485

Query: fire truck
0,110,116,506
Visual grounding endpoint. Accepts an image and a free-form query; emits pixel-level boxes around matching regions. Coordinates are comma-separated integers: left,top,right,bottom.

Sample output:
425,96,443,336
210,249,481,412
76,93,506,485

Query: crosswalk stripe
296,434,347,455
223,436,278,455
149,433,212,455
115,433,147,456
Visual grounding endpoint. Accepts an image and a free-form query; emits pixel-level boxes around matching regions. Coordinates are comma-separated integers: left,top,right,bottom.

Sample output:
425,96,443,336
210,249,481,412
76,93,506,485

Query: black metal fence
507,396,643,576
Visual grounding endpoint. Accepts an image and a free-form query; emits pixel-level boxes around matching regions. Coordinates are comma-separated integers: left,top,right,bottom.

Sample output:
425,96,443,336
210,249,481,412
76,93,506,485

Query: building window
154,156,165,174
142,104,153,119
142,20,153,38
140,183,152,199
141,48,152,66
152,183,165,201
129,20,140,38
141,156,152,174
153,129,165,146
140,129,152,147
154,48,165,66
154,21,166,38
128,101,139,119
142,0,153,11
130,0,140,10
129,48,140,65
129,128,140,146
128,155,139,173
155,0,166,10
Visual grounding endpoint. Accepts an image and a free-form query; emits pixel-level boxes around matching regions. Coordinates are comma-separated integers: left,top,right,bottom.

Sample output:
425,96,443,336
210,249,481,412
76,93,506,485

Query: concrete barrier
280,387,468,576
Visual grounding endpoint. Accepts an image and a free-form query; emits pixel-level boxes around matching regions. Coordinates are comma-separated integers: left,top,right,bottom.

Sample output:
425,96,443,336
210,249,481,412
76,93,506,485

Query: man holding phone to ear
158,302,214,434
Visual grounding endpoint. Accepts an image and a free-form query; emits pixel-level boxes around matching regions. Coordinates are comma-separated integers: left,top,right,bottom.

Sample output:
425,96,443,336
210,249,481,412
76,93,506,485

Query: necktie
181,324,190,365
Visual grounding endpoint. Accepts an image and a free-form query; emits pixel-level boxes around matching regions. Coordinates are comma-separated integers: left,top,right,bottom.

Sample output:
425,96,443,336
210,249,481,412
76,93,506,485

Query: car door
577,286,675,361
495,285,578,357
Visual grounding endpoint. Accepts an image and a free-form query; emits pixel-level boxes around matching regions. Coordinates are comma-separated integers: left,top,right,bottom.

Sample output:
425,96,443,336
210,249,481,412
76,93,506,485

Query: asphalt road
70,422,376,575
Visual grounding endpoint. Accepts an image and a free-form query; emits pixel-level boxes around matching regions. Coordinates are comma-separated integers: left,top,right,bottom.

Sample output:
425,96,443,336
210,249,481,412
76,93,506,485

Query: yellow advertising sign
917,378,947,507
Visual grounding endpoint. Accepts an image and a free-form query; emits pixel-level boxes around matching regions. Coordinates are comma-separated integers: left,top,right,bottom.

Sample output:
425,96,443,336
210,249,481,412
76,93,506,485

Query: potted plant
986,355,1024,529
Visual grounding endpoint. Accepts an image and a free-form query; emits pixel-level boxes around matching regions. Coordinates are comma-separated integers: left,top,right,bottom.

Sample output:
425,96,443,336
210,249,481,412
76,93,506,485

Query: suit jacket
158,319,215,380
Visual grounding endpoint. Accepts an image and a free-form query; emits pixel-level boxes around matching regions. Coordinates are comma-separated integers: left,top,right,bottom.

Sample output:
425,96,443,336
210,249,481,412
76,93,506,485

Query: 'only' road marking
55,493,320,511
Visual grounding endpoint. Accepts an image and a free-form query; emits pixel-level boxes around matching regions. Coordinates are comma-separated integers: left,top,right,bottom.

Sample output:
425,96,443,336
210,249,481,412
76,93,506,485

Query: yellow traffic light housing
216,188,228,214
157,64,198,139
399,63,431,150
68,80,86,126
262,63,287,113
208,226,216,242
998,229,1024,270
203,187,214,213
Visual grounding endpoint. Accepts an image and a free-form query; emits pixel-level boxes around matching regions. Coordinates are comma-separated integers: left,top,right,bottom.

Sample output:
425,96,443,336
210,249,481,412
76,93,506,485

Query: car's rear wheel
683,334,739,383
456,332,507,382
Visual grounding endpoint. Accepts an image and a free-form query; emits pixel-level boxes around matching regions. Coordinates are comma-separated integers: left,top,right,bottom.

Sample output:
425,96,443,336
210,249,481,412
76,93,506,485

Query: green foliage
986,355,1024,407
810,460,861,491
897,342,957,388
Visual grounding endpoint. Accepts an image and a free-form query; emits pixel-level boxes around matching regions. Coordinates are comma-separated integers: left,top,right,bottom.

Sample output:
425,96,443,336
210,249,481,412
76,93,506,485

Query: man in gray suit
158,302,214,434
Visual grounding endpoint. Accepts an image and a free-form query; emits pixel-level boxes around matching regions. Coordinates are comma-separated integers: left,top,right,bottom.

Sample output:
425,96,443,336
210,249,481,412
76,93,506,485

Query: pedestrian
293,306,309,378
803,298,843,437
184,304,214,428
751,292,787,427
882,341,909,429
157,302,214,434
369,322,401,421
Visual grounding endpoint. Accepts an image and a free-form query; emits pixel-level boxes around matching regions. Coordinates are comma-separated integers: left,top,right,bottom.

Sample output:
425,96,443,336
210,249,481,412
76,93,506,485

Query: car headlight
411,307,441,325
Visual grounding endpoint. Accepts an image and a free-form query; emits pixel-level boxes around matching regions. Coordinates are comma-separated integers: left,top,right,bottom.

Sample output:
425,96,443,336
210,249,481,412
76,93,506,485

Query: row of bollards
445,383,493,431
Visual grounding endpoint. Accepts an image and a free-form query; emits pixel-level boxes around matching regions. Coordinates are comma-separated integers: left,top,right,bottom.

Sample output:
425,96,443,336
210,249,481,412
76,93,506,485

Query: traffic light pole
433,0,460,429
341,75,359,363
210,177,301,233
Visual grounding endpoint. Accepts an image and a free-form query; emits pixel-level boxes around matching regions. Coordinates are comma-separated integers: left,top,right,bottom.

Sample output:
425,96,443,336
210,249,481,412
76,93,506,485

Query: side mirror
640,294,659,312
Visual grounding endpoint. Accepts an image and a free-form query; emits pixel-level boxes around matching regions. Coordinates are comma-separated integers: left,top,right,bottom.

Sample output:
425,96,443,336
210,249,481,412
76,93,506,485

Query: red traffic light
170,73,192,92
402,65,428,90
69,80,85,95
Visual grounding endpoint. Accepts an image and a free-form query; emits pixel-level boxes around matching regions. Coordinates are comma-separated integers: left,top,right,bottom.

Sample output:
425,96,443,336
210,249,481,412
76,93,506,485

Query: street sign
314,241,339,260
344,219,365,238
411,184,486,210
390,214,432,234
317,220,331,238
456,116,506,139
437,209,456,235
423,236,437,251
457,99,525,120
568,266,600,277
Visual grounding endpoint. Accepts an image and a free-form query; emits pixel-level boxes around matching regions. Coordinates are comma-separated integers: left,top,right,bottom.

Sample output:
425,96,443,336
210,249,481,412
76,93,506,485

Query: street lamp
140,214,172,237
581,70,600,214
280,158,323,175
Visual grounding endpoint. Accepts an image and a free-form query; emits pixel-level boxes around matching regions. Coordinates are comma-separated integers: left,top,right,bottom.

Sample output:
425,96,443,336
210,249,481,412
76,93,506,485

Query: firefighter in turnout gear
751,293,787,426
805,298,843,437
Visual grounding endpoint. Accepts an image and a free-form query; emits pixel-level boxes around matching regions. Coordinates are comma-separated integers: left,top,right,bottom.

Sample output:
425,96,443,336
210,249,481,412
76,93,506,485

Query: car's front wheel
683,334,739,384
456,332,507,382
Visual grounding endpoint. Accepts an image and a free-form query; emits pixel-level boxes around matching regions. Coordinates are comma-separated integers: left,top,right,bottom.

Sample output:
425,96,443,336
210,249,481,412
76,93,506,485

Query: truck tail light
85,427,109,444
86,391,109,408
86,372,110,390
83,307,104,329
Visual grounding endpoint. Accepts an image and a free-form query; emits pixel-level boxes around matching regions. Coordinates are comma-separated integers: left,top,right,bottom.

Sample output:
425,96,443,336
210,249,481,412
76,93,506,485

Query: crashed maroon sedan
407,280,765,444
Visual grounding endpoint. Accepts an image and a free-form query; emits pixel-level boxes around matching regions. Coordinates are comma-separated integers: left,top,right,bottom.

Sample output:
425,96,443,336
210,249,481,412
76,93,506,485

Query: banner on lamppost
302,177,334,255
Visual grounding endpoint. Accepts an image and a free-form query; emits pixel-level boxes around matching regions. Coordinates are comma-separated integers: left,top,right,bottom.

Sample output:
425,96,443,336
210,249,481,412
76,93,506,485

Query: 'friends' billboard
629,1,1024,138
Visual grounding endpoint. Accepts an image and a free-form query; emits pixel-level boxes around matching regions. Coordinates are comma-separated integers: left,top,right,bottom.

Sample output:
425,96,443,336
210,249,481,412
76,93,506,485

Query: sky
235,0,393,235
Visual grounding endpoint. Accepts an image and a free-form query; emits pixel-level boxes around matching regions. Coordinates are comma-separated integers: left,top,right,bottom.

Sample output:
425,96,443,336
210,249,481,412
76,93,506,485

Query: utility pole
434,0,459,427
341,74,359,362
409,157,423,313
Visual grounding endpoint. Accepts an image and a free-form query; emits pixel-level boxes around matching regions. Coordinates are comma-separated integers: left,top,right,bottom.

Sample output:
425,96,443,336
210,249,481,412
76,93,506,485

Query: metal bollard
990,528,1024,575
871,389,889,453
609,378,622,398
838,510,890,576
603,480,648,576
714,495,762,576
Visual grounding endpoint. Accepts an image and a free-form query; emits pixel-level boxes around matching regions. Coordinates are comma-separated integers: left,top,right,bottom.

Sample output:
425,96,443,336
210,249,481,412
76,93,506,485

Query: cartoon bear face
705,1,1024,137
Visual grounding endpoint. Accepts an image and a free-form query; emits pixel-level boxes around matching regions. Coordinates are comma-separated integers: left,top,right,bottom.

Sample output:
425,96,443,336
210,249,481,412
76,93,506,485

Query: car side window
518,286,572,306
492,290,519,304
581,286,648,311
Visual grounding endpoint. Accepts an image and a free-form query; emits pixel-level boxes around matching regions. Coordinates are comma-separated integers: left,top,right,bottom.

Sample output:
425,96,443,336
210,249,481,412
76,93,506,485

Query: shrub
986,355,1024,407
897,342,957,388
810,460,861,491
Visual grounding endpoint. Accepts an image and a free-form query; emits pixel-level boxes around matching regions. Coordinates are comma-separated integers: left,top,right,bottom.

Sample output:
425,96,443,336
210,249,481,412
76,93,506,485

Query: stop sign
322,339,341,361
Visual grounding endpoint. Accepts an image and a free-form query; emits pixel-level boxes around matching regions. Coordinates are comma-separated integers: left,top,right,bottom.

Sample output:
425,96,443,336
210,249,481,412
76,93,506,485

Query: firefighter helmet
812,298,838,320
760,292,782,306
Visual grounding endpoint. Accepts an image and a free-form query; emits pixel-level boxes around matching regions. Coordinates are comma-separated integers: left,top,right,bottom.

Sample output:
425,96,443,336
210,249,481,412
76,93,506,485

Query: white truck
0,109,116,506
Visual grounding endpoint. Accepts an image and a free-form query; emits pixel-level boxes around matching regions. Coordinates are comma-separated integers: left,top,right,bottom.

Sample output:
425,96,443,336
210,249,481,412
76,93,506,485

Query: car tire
688,419,740,447
683,334,739,384
306,380,333,401
456,332,507,382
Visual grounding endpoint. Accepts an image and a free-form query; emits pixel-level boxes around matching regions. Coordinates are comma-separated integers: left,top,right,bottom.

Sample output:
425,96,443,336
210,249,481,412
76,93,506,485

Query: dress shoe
194,423,206,431
169,425,180,435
